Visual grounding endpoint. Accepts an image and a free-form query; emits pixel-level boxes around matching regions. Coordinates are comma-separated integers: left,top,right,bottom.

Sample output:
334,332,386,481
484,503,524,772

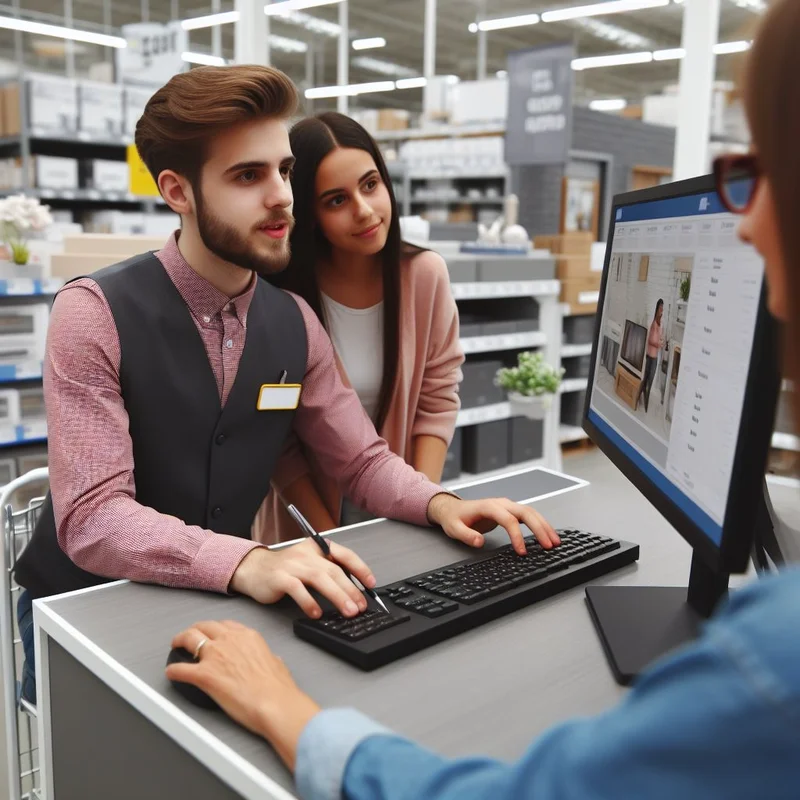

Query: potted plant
495,351,564,420
0,194,52,274
679,275,691,302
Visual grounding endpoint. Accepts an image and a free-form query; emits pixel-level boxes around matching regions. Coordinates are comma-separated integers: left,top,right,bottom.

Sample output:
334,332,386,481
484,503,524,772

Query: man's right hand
229,540,376,619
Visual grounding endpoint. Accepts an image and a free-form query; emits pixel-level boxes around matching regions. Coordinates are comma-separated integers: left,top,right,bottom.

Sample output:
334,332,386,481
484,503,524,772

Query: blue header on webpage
615,190,727,224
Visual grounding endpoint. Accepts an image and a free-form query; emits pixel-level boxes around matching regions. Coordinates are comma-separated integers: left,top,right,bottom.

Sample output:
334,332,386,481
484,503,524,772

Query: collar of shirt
156,231,255,329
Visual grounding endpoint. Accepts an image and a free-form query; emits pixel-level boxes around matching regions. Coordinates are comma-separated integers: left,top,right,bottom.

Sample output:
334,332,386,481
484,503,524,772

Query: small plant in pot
0,194,52,267
495,351,564,420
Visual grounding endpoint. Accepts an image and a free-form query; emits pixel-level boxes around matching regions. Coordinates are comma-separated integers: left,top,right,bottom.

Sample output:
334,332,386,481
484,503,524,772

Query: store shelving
460,330,547,355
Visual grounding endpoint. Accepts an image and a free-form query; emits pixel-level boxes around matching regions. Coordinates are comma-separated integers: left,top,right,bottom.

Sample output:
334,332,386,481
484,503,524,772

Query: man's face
193,117,296,276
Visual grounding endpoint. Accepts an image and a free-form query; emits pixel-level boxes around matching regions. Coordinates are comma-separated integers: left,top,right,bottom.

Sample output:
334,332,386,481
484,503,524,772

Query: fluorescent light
353,37,386,50
572,50,652,70
352,56,417,78
542,0,669,23
271,8,341,35
0,15,126,48
653,47,685,61
270,34,309,53
472,13,540,32
571,17,654,49
266,0,344,15
305,80,396,99
182,51,227,66
395,77,427,89
182,10,239,30
468,22,478,33
589,98,627,111
713,40,751,55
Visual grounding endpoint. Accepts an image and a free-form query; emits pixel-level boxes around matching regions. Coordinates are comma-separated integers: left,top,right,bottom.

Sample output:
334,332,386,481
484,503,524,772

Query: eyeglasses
713,153,761,215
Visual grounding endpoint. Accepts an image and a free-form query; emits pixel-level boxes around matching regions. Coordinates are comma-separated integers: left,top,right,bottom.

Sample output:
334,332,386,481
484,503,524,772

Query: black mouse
166,647,220,711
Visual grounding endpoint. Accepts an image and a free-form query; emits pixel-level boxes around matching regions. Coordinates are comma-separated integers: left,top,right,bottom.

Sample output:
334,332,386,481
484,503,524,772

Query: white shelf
0,188,166,205
451,281,560,301
561,343,592,358
408,170,507,180
374,123,506,142
411,196,504,205
772,432,800,452
0,421,47,449
0,362,43,383
560,377,588,394
460,330,546,355
560,425,589,444
0,278,63,296
456,402,510,428
443,456,547,489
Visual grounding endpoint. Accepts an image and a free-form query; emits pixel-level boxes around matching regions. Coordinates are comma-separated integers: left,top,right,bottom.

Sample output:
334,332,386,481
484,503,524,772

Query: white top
320,292,384,421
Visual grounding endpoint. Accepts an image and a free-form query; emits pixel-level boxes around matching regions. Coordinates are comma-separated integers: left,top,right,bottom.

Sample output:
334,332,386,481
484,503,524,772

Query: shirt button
226,339,233,349
211,506,223,519
203,315,211,324
215,433,226,445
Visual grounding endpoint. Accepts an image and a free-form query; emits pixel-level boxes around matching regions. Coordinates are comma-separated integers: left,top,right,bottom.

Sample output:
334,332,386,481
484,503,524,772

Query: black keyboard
293,529,639,669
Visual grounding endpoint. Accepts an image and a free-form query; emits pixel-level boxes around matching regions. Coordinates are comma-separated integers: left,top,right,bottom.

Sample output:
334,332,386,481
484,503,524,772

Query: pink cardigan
253,249,464,544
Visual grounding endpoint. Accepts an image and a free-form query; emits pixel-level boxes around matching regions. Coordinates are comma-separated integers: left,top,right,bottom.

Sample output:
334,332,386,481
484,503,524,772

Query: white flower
0,194,52,238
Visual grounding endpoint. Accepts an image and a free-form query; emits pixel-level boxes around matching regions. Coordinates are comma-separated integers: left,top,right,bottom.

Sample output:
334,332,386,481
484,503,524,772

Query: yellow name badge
257,383,302,411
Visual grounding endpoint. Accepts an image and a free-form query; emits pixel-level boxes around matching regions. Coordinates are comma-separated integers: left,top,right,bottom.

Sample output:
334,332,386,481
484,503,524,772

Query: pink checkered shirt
45,233,440,593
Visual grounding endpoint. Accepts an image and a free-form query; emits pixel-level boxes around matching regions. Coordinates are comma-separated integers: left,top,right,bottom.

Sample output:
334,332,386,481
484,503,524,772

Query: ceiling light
353,37,386,50
589,98,627,111
396,77,427,89
496,70,508,79
542,0,669,23
728,0,766,11
713,40,751,54
468,23,478,32
352,56,417,78
472,13,540,32
572,50,653,70
182,51,226,66
571,17,654,49
271,8,341,36
653,47,685,61
0,15,126,47
265,0,344,15
305,80,396,99
182,10,239,30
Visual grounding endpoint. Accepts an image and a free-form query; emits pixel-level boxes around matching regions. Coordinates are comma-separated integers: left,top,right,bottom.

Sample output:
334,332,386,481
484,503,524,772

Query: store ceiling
0,0,765,107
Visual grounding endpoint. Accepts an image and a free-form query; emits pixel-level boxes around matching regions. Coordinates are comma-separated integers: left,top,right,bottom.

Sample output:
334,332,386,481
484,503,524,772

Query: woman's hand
167,621,320,771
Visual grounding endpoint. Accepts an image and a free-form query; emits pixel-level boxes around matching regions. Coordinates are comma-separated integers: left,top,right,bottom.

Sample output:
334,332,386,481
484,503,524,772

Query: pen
286,503,389,614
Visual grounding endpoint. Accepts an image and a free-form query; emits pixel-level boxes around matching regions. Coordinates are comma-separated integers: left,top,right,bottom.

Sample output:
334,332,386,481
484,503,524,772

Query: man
14,65,557,702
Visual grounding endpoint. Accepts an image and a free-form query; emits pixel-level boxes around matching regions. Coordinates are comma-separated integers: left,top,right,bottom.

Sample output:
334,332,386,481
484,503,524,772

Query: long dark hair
274,112,419,433
654,299,664,320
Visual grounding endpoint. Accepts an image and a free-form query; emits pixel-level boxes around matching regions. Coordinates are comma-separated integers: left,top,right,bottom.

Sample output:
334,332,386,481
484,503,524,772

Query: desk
31,465,721,799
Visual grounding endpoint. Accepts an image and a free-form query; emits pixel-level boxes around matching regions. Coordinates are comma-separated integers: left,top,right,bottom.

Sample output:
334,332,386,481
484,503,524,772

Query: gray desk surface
35,463,795,800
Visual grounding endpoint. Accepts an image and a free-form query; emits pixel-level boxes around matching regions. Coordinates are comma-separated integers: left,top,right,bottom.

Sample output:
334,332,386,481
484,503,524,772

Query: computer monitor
582,174,780,685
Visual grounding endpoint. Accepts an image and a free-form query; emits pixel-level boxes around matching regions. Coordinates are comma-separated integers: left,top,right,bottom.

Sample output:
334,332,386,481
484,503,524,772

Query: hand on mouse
229,539,376,619
167,620,319,771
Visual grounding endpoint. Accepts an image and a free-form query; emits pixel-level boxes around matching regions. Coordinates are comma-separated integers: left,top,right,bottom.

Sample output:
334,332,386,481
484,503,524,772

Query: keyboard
293,529,639,669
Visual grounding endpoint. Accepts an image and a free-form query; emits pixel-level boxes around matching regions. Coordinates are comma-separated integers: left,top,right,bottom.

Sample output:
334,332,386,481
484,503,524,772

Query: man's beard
195,190,294,276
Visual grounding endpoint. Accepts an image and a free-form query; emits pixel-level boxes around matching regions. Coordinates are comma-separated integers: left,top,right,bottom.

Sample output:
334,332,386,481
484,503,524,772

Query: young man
14,65,557,702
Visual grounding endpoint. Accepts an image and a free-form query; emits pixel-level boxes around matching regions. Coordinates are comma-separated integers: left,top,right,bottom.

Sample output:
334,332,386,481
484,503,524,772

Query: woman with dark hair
169,1,800,795
637,298,664,413
255,112,464,541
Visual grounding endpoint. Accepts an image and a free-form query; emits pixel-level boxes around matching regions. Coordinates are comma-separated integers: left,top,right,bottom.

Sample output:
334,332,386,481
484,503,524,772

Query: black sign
505,43,575,166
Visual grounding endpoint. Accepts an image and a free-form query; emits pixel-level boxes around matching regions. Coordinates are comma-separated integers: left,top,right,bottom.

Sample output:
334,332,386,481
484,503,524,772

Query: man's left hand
426,494,560,556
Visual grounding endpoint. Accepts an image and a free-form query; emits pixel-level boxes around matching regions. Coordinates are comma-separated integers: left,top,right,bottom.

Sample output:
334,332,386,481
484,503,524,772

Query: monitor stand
585,482,779,686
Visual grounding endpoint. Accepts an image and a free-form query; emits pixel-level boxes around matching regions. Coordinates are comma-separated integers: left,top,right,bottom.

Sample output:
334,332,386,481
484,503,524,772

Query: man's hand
230,540,376,619
167,621,318,772
426,494,560,555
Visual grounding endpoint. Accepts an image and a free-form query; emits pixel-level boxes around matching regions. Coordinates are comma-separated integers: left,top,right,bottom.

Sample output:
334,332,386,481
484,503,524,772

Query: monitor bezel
582,174,780,575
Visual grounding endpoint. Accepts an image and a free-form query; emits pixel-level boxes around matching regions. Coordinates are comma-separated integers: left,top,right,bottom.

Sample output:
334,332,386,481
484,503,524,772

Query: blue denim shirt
296,567,800,800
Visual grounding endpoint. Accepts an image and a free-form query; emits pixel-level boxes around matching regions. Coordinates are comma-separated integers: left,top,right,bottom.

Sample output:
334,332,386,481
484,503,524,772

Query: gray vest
15,252,307,598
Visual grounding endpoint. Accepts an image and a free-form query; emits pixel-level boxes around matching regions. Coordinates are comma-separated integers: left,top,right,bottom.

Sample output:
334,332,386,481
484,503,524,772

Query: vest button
215,433,226,445
212,506,223,519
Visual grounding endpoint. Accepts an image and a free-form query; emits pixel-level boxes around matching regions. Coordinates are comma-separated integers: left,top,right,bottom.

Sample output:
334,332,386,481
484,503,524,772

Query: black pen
286,504,389,613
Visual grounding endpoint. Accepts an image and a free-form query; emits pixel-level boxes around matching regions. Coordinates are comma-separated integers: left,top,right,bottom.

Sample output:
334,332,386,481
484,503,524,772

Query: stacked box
561,390,587,427
462,420,510,474
563,355,592,379
441,428,462,482
459,360,504,408
509,417,544,464
80,159,130,192
79,81,124,138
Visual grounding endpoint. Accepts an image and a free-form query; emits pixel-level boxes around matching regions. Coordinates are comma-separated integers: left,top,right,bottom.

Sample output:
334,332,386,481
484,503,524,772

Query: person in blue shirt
166,1,800,797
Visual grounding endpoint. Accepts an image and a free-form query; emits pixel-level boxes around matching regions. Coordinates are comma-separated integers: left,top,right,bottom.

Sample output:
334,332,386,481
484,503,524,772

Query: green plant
495,351,564,397
679,275,691,302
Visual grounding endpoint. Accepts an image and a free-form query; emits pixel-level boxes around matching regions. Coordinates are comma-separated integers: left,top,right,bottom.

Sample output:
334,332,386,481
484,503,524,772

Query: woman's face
314,147,392,258
738,177,789,322
656,305,663,324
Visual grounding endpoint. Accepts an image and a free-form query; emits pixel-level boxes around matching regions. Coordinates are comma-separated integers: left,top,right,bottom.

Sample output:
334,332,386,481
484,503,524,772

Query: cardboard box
377,109,409,131
80,159,130,192
51,252,124,280
32,156,78,190
26,74,79,134
448,207,474,224
3,83,20,136
63,233,167,256
79,81,124,138
560,274,601,315
556,255,592,280
534,232,594,256
124,86,154,139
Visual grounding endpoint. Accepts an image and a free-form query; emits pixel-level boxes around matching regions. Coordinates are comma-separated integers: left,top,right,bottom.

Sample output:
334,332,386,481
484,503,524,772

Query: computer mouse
165,647,220,711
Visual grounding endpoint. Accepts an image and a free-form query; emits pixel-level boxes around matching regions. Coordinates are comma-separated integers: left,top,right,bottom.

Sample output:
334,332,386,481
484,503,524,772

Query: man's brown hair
135,65,298,188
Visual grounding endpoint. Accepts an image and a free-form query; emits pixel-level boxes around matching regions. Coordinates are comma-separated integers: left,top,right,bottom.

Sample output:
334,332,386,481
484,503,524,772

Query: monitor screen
587,188,765,549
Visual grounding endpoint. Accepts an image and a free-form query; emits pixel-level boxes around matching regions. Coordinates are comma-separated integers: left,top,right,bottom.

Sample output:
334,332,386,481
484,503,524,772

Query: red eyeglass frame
713,153,761,215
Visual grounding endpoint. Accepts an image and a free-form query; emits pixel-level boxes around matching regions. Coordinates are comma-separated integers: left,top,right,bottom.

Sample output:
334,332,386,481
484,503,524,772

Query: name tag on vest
257,384,302,411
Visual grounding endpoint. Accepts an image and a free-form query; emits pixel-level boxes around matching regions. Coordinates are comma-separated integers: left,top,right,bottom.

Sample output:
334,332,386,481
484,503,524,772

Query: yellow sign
127,144,160,197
